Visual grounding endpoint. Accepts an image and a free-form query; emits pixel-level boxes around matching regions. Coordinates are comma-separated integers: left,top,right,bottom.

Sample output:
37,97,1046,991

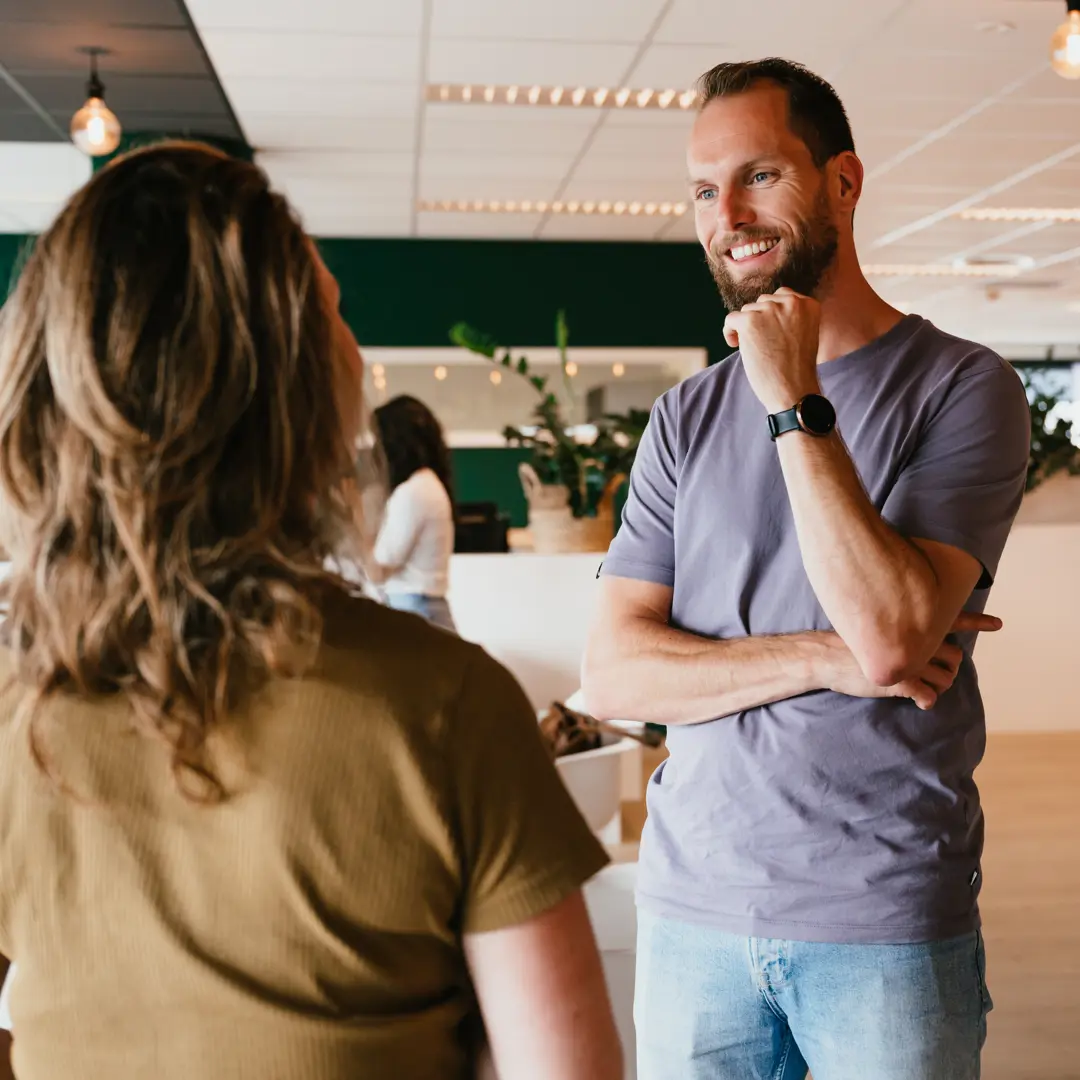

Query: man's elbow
852,632,929,688
579,649,625,722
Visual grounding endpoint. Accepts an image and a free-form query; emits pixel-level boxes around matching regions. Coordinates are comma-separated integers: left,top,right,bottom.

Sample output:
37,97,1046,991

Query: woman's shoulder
319,590,486,696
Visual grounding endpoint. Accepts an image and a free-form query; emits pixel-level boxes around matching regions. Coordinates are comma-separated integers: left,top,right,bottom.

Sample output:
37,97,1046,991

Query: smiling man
582,59,1030,1080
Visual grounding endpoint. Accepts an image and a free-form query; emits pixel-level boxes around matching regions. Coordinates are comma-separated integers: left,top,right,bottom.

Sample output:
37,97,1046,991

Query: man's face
688,84,839,312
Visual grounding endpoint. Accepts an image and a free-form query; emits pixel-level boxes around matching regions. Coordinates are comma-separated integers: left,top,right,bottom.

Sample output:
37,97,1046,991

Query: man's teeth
730,239,778,262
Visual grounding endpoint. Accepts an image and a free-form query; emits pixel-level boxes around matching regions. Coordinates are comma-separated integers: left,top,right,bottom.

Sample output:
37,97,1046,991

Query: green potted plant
449,311,647,553
1020,366,1080,493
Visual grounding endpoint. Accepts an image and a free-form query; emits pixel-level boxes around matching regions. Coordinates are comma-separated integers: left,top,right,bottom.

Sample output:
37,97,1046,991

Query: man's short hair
696,58,855,168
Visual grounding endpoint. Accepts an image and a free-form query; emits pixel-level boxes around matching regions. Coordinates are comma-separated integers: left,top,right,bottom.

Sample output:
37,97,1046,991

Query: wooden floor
620,732,1080,1079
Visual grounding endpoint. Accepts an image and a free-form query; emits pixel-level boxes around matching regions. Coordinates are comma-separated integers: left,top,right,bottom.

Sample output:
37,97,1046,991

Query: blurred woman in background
368,395,457,632
0,142,620,1080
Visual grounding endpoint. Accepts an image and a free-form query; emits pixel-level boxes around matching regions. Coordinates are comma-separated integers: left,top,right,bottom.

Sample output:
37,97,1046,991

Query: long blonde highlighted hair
0,141,366,797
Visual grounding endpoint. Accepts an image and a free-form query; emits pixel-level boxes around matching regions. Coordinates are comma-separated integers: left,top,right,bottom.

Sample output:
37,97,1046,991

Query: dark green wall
318,237,731,363
1,232,729,526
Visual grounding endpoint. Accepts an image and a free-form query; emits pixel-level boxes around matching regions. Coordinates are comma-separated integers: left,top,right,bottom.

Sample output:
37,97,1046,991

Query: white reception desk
450,523,1080,734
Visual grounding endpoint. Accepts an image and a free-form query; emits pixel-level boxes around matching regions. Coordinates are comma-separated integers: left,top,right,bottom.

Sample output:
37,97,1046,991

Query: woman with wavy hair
0,143,619,1080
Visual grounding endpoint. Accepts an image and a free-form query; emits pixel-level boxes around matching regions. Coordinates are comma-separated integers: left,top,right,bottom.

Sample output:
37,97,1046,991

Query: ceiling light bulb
552,201,564,213
629,201,642,215
612,363,626,378
1051,1,1080,78
673,202,688,216
506,85,519,104
490,201,502,212
598,201,612,214
565,361,579,377
490,370,502,385
644,202,658,215
535,201,549,213
572,87,587,106
528,85,542,105
462,85,473,102
636,89,654,108
520,200,533,212
70,50,121,158
593,88,609,107
582,201,596,214
439,85,450,101
372,363,386,378
473,200,484,211
434,366,448,381
483,85,496,103
504,201,518,212
658,89,676,109
615,88,631,107
679,89,697,109
550,87,564,105
659,202,673,215
566,200,580,213
613,201,627,214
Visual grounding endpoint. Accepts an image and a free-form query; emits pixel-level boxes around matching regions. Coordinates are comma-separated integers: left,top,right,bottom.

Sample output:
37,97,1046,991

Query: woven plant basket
518,463,624,554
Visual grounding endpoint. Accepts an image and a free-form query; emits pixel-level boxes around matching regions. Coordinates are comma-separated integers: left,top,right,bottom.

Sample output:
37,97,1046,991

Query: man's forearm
582,618,836,726
775,431,939,684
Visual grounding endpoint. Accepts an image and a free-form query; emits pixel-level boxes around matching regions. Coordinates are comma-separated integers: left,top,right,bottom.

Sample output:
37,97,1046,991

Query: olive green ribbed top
0,593,607,1079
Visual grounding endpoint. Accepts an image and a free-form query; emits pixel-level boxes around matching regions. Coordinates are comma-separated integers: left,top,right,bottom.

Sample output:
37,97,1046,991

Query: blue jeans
635,911,992,1080
384,592,457,633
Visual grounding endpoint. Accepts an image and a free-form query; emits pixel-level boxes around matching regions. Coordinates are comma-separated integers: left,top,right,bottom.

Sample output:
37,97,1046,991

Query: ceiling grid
4,0,1080,345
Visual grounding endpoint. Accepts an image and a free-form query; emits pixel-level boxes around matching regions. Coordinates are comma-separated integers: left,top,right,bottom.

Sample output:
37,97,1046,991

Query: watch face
797,394,836,436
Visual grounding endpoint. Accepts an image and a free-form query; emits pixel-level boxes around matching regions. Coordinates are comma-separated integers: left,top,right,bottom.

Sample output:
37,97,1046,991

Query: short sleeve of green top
448,649,611,934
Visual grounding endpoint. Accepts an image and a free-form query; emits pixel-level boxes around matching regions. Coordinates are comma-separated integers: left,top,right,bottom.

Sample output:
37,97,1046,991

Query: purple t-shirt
602,315,1030,944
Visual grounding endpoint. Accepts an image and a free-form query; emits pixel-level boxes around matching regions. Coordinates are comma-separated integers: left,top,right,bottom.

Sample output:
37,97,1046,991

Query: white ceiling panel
421,152,577,179
224,78,419,120
571,149,687,183
539,213,672,240
244,116,416,153
656,0,895,53
423,109,596,155
271,176,412,213
430,0,665,43
885,0,1056,55
416,211,544,237
619,43,727,89
304,211,413,237
590,112,693,156
0,143,91,233
201,31,420,83
559,177,690,203
427,40,638,87
417,173,562,202
183,0,425,35
834,49,1044,103
259,150,416,184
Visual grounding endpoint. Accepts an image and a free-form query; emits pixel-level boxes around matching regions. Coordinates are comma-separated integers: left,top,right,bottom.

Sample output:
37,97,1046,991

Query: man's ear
835,151,863,210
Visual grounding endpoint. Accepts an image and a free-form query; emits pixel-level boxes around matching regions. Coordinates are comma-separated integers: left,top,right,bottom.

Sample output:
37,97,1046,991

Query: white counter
449,524,1080,734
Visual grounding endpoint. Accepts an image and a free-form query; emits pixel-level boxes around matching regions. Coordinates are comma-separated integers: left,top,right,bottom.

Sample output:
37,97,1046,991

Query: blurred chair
454,502,510,554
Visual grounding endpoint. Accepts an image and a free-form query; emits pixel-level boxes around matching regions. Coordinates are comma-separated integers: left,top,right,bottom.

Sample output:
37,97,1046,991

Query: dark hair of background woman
373,395,455,503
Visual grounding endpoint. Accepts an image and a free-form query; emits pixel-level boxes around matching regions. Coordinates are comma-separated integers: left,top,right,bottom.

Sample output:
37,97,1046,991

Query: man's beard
707,187,838,312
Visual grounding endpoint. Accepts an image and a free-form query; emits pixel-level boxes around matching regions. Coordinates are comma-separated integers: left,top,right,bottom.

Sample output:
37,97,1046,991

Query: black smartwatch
767,393,836,441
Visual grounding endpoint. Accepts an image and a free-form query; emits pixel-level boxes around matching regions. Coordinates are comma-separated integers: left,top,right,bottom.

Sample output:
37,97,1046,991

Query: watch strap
767,406,802,441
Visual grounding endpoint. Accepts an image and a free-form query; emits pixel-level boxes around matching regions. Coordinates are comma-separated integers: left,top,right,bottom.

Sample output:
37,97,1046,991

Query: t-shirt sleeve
447,650,610,935
373,481,420,572
599,394,678,586
880,360,1030,589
